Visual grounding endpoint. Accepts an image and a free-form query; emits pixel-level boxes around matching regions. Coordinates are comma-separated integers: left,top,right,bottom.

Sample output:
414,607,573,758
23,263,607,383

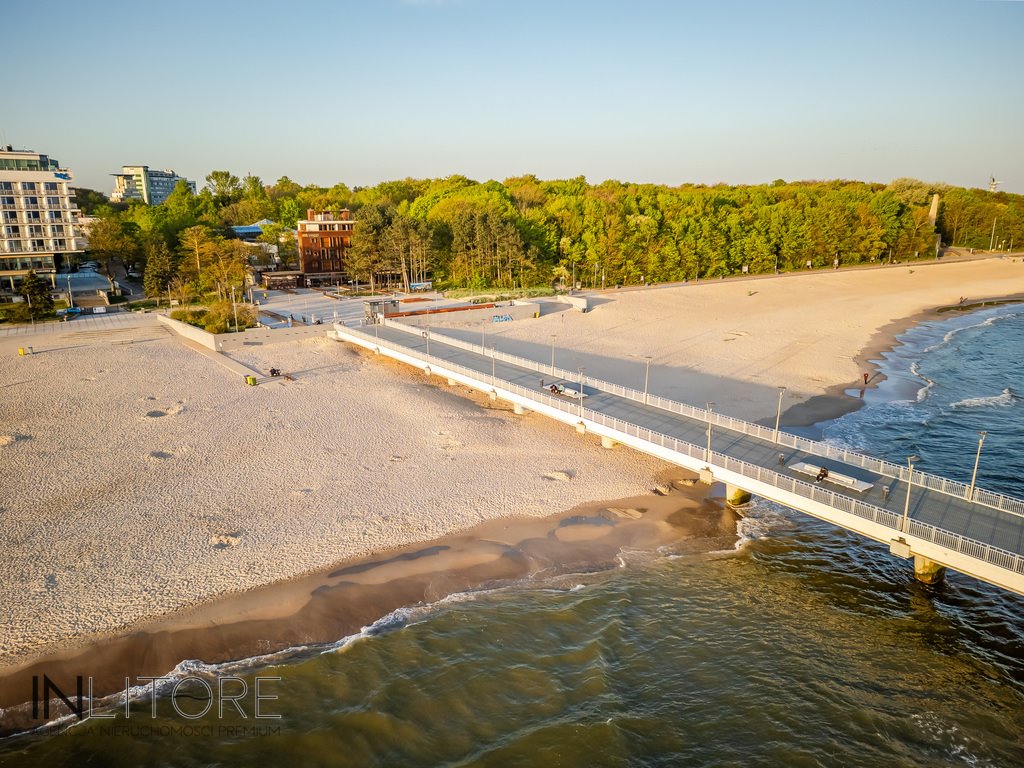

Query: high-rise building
296,209,353,284
110,165,196,205
0,145,85,294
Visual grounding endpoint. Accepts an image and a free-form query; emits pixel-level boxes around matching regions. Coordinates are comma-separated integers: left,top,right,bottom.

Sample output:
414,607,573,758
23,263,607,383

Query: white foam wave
951,388,1016,409
733,501,795,549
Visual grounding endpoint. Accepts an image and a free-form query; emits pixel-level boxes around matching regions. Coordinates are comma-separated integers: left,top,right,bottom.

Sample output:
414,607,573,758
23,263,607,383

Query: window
46,196,60,208
44,182,58,192
0,182,12,192
48,211,62,221
22,182,37,192
6,226,19,237
24,196,39,207
54,239,66,250
1,196,14,208
26,211,41,221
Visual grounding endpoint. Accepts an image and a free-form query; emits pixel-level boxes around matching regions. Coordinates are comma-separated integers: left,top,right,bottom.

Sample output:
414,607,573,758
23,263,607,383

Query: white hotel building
0,145,85,295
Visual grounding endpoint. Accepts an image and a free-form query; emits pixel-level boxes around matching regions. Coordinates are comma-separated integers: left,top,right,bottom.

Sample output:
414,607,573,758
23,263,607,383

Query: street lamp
492,347,497,387
578,367,586,417
231,285,239,332
968,431,987,501
902,455,920,533
774,386,787,443
66,274,74,309
641,355,652,405
550,335,557,375
423,328,430,356
706,401,716,461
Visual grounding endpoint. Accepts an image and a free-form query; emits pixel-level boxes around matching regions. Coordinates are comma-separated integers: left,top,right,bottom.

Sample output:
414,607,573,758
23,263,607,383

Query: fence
337,322,1024,580
380,320,1024,519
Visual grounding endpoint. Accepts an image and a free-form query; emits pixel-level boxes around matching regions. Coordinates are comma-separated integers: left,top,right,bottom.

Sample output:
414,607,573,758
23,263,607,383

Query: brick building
296,209,353,284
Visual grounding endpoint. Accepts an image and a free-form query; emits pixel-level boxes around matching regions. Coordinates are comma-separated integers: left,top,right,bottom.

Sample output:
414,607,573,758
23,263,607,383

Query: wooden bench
789,461,873,493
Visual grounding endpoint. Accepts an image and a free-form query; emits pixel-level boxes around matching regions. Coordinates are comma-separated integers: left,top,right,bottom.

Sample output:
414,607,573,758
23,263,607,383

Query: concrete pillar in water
513,403,529,415
914,555,946,585
726,483,751,507
600,435,617,449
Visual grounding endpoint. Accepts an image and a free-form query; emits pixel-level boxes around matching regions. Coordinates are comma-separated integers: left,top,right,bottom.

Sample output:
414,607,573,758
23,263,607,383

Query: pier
332,320,1024,596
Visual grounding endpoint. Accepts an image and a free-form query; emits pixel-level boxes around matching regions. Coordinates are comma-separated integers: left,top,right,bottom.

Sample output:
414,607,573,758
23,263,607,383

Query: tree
205,170,242,206
86,216,137,276
15,270,54,321
70,187,110,216
143,238,174,303
177,225,218,282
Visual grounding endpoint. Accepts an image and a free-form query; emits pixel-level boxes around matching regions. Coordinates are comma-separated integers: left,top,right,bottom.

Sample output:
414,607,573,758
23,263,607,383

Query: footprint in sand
210,532,242,549
543,470,574,482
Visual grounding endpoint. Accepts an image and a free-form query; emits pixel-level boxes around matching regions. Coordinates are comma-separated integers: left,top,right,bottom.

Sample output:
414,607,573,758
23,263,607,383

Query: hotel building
0,145,85,294
296,209,353,284
110,165,196,205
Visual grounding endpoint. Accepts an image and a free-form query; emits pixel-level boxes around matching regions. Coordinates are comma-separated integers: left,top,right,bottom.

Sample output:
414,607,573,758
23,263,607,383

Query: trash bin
18,346,32,356
245,375,257,386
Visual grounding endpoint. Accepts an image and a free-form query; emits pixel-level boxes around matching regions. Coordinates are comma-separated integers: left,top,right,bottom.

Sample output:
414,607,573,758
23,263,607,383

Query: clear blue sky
6,0,1023,194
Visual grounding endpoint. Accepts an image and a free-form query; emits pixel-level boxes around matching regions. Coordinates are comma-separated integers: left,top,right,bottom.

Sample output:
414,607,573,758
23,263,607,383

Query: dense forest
75,173,1024,300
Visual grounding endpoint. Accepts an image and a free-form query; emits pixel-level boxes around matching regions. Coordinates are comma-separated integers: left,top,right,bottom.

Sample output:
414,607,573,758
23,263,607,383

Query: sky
5,0,1023,194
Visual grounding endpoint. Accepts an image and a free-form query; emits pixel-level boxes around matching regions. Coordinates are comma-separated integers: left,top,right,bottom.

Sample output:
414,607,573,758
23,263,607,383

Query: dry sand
462,256,1024,423
0,326,670,669
2,255,1022,681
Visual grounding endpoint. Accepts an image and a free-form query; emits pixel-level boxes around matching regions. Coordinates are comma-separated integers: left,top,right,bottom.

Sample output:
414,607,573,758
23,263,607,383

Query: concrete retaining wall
557,294,589,312
157,314,218,350
158,314,330,351
395,301,540,328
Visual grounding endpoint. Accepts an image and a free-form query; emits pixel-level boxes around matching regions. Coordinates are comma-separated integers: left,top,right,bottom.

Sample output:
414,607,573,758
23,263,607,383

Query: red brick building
296,209,353,283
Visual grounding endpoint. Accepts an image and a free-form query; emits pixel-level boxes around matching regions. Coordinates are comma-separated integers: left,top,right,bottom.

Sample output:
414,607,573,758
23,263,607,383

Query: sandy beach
1,255,1023,709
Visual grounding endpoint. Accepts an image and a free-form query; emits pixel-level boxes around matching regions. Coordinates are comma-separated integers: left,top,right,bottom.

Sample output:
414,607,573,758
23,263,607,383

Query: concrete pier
726,484,752,507
914,555,946,585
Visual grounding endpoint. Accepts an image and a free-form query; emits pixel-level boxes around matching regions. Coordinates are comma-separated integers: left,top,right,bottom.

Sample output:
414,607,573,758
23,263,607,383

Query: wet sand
0,475,736,735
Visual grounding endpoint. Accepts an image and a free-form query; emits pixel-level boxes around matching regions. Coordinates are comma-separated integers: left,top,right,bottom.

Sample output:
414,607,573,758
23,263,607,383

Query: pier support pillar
488,390,497,401
699,469,714,485
913,555,946,586
600,436,618,449
447,378,458,386
513,403,530,415
575,421,587,435
726,484,752,507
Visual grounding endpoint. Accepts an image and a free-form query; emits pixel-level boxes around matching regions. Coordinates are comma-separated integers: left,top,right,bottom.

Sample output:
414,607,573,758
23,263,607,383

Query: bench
788,461,873,493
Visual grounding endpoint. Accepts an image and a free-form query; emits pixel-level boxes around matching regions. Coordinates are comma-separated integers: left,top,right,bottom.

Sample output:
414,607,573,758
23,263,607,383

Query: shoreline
0,473,736,735
778,293,1024,432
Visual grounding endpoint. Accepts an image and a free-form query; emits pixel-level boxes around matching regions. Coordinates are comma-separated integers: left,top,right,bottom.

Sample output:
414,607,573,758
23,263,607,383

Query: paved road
365,323,1024,559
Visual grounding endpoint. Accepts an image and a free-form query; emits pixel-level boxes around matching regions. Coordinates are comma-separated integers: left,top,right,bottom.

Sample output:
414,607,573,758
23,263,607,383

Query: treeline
77,173,1024,297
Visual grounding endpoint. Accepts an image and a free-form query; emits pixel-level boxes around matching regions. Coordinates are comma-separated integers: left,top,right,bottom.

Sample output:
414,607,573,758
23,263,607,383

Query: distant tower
989,176,1002,193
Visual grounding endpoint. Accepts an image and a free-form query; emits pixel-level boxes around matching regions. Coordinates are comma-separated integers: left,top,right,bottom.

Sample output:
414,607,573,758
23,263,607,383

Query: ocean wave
951,388,1017,409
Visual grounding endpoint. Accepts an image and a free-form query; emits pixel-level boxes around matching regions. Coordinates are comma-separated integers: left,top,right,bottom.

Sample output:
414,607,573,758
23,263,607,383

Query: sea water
3,307,1023,767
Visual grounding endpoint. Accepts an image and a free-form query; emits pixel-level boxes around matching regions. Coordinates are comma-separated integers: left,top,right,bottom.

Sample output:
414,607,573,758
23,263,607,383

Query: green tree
205,170,242,206
15,270,55,321
143,238,174,303
86,216,137,276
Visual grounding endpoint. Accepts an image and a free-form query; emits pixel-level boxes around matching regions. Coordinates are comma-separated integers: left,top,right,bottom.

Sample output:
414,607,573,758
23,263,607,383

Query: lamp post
968,431,987,501
550,335,556,375
902,455,920,533
578,367,586,417
706,401,716,461
231,285,239,332
423,328,430,356
66,274,74,309
774,386,787,443
642,356,652,405
26,293,34,329
492,347,496,387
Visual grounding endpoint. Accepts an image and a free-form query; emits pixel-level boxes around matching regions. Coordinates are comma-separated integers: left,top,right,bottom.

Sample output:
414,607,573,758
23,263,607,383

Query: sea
2,304,1023,767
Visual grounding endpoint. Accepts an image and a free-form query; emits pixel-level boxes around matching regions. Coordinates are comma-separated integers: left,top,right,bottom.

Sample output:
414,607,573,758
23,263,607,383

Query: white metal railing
383,321,1024,519
338,322,1024,580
